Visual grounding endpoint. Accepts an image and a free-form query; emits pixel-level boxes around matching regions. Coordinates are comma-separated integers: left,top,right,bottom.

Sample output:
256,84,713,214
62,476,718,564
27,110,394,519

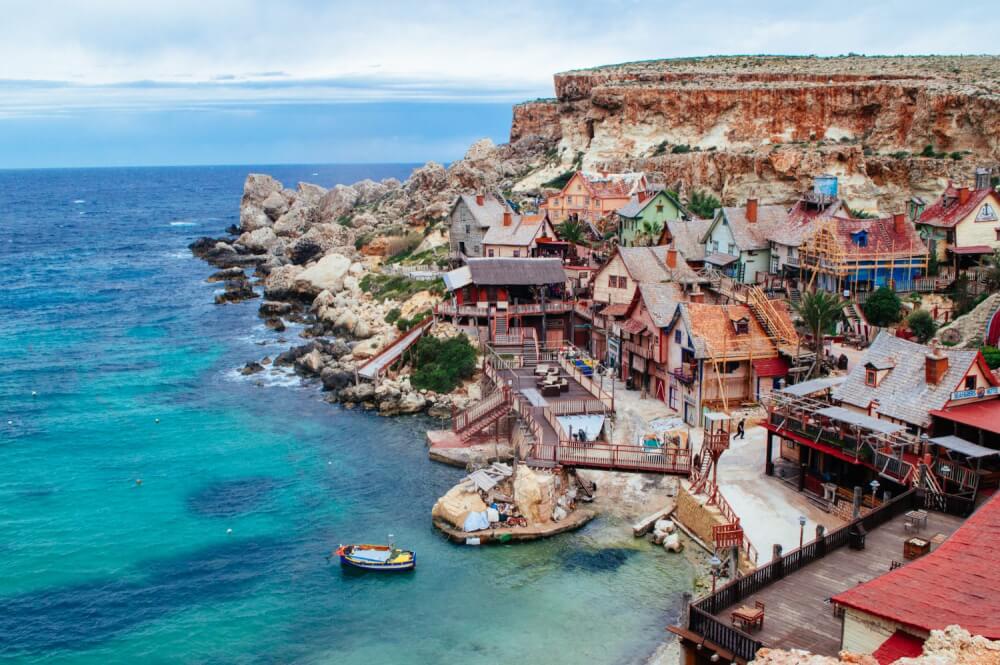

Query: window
728,243,736,255
465,225,470,234
724,361,740,373
977,203,998,222
513,250,520,257
609,276,617,288
620,277,628,290
711,241,719,253
852,230,868,248
865,368,877,387
965,375,977,390
656,205,664,213
674,329,681,343
733,319,749,334
487,249,495,257
995,228,1000,241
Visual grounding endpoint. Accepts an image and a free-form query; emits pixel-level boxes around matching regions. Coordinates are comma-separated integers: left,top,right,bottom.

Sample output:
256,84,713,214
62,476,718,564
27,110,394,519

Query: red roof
830,216,926,257
832,493,1000,638
753,357,790,378
620,319,647,335
950,244,993,255
919,185,1000,229
871,630,925,664
600,303,630,317
930,399,1000,435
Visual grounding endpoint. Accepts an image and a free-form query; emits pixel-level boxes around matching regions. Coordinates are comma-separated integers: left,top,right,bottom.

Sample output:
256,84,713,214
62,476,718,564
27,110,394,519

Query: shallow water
0,164,693,664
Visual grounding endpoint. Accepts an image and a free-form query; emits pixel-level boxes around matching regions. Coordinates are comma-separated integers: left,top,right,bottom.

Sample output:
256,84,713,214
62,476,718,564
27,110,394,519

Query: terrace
673,489,966,663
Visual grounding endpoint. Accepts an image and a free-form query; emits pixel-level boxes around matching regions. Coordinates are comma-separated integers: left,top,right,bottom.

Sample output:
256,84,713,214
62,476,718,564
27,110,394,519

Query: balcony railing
671,365,697,384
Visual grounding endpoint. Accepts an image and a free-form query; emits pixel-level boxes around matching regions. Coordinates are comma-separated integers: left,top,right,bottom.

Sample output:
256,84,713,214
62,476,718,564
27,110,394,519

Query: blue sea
0,164,693,664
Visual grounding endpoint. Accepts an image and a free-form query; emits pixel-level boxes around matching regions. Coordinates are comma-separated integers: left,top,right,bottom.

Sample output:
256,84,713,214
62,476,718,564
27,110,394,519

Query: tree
794,290,843,378
557,218,585,245
906,309,937,343
687,189,721,219
862,286,903,327
410,335,478,393
981,249,1000,292
638,219,662,246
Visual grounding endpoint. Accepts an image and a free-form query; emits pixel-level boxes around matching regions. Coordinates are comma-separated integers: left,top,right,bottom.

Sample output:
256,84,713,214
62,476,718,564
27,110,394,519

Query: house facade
447,193,510,261
482,213,557,258
701,199,787,284
917,168,1000,263
616,189,687,247
544,171,648,224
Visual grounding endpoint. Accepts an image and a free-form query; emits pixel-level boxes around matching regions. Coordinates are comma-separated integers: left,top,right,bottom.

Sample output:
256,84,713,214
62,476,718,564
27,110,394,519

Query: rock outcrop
512,56,1000,211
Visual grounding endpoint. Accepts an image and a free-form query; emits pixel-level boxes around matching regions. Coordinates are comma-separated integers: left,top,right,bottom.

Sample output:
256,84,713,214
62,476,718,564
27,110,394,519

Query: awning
704,252,739,266
443,266,472,291
600,303,629,317
816,405,904,434
620,319,647,335
753,357,789,378
871,630,925,665
930,400,1000,436
929,435,998,459
780,376,846,396
949,245,993,255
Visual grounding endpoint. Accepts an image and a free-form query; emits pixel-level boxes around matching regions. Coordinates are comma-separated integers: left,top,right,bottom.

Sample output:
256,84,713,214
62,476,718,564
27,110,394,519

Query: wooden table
730,606,764,632
905,509,928,531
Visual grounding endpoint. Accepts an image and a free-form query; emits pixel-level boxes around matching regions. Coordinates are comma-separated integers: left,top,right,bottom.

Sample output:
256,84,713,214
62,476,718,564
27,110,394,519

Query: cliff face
511,56,1000,210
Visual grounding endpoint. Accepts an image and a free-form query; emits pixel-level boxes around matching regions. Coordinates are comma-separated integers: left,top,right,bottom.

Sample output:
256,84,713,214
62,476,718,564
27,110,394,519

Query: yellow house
917,169,1000,263
544,171,648,224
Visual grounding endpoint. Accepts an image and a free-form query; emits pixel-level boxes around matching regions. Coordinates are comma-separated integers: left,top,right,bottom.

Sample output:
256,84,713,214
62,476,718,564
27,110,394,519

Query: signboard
950,385,1000,401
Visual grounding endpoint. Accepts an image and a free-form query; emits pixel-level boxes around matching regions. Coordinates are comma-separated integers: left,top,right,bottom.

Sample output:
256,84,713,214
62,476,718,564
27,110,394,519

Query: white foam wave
169,221,198,227
73,199,85,204
224,364,303,389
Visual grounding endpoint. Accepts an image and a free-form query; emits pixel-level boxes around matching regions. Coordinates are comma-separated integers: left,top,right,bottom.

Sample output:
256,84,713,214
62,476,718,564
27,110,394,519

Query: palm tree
557,218,585,245
638,219,662,246
794,290,843,378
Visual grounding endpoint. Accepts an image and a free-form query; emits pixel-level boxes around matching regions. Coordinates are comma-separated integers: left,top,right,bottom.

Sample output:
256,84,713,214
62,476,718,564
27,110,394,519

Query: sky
1,0,997,168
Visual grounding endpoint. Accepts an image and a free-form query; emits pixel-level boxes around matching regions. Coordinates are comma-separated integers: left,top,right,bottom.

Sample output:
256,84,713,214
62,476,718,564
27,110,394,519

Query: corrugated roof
833,493,1000,639
780,376,846,396
816,405,904,434
928,435,998,459
465,258,566,285
443,265,472,291
919,185,1000,229
832,333,981,428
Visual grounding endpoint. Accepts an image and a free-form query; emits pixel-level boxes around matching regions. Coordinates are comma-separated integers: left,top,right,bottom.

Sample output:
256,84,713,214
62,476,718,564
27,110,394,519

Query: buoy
31,391,37,397
136,479,142,486
227,528,233,534
154,418,160,424
6,421,11,426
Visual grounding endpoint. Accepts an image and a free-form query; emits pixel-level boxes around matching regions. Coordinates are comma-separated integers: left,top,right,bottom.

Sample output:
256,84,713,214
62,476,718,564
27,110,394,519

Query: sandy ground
610,384,681,446
694,423,843,556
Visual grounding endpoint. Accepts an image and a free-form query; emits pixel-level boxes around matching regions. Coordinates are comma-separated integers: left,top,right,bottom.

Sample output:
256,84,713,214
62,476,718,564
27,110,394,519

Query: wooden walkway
712,510,963,656
357,319,432,380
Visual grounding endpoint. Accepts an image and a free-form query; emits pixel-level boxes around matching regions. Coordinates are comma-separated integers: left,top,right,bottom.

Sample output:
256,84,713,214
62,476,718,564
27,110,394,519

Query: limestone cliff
511,56,1000,211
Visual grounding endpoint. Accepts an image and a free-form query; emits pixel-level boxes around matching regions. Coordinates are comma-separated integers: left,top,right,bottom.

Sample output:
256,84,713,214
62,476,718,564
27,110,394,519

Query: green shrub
687,189,721,219
385,308,401,324
671,144,691,154
920,144,937,158
906,309,937,343
862,287,903,327
890,151,909,160
652,141,668,156
543,170,575,189
410,335,478,393
949,151,963,161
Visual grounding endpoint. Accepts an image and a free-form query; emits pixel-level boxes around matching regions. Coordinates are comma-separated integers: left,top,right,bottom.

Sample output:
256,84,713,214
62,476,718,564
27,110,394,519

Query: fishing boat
334,537,415,572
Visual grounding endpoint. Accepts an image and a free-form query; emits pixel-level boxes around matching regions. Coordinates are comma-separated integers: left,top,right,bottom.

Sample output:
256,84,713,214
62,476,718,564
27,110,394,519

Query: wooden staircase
788,287,801,307
746,285,797,346
451,387,512,443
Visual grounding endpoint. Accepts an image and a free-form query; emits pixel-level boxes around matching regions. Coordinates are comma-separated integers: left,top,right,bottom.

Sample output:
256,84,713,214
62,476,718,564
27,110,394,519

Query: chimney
638,190,649,204
958,186,971,205
925,341,949,385
502,211,512,227
746,198,758,224
666,246,678,269
975,167,991,191
476,193,485,206
893,212,906,235
689,286,704,303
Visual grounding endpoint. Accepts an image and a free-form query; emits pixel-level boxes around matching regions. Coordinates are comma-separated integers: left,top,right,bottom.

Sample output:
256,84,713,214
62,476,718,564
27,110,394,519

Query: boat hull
335,544,415,572
338,556,415,571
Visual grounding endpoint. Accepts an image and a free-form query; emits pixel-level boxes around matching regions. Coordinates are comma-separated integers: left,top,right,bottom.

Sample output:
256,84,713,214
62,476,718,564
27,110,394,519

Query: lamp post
940,464,951,492
709,554,722,594
870,479,880,507
799,515,807,549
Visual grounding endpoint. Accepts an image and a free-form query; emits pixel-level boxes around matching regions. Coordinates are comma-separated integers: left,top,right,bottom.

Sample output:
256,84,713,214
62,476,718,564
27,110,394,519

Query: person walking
736,417,746,440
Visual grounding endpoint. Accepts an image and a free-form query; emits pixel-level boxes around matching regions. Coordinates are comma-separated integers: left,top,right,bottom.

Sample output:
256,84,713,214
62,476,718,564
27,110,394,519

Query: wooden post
765,432,774,476
852,486,863,519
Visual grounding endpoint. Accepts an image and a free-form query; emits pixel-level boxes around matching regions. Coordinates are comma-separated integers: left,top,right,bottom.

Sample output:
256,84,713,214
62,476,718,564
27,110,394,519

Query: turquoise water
0,165,693,663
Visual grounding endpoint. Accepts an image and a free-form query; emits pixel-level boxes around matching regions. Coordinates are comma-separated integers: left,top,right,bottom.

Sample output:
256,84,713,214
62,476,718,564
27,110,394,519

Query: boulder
205,267,246,283
288,224,353,265
295,348,325,376
263,265,304,300
273,206,312,237
295,253,351,296
431,484,488,530
339,382,375,403
259,300,293,317
380,390,427,416
320,367,353,392
240,174,283,231
237,226,279,253
513,464,558,525
296,182,327,206
241,361,265,375
261,190,289,221
664,533,683,552
264,317,286,332
316,185,360,224
215,279,257,304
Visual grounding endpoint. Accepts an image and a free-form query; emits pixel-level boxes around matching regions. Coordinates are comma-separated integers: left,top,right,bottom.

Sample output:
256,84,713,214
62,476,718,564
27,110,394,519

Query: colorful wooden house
543,171,648,224
616,188,687,247
917,168,1000,265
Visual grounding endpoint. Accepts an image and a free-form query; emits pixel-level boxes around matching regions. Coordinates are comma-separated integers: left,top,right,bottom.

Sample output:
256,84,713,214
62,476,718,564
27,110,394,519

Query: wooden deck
713,510,964,656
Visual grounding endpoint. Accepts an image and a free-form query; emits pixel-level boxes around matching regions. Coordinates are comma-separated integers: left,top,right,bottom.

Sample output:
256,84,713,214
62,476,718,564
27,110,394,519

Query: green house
616,189,687,247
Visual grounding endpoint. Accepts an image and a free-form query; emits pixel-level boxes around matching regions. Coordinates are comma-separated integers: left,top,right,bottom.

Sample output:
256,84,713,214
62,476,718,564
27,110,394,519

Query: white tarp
648,417,684,432
463,511,491,533
557,415,605,442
